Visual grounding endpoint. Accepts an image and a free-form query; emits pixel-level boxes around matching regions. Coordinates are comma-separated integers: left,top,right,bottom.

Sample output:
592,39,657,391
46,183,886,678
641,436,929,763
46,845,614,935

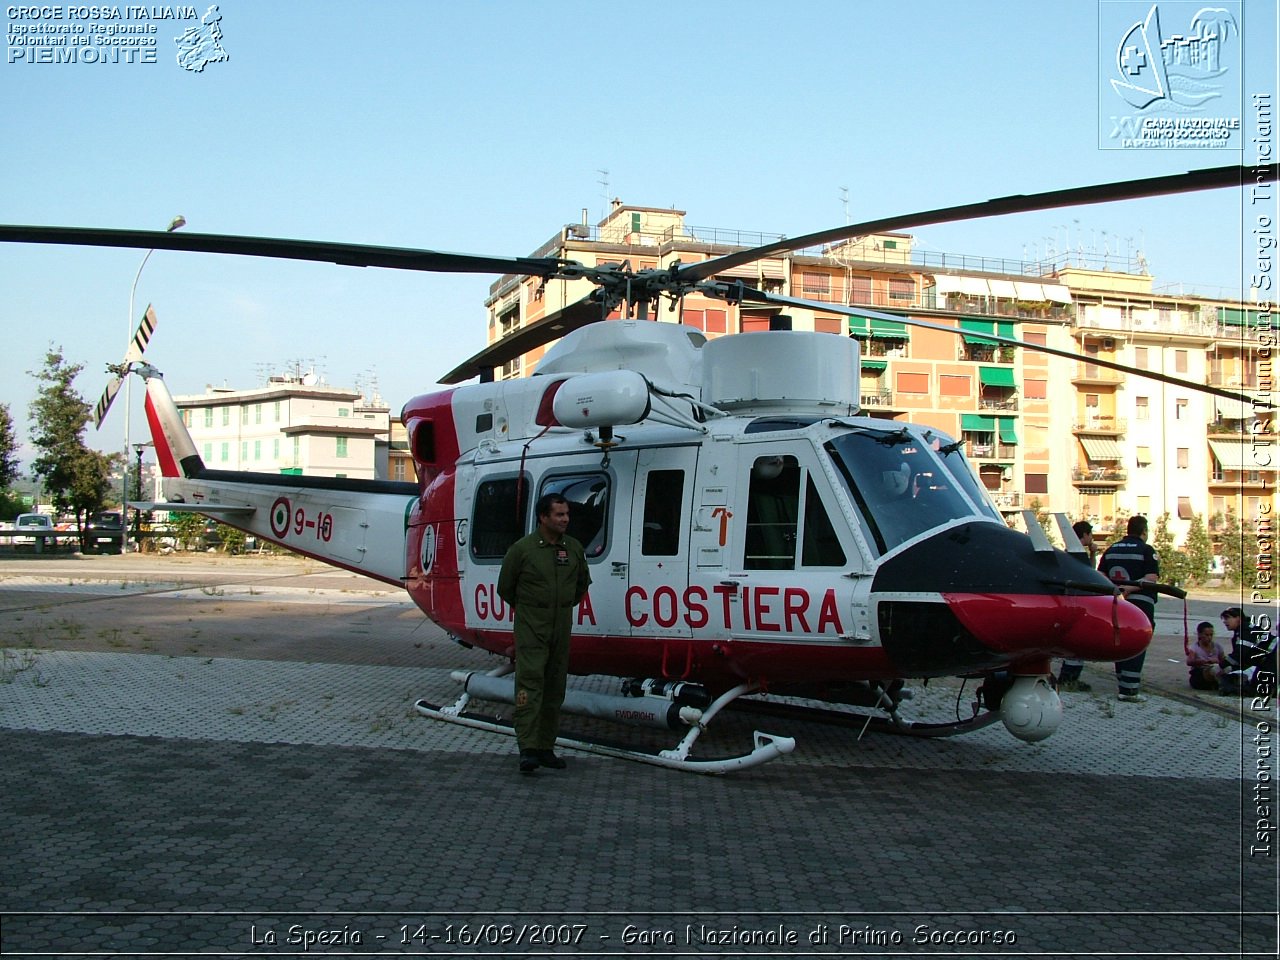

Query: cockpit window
935,439,1003,523
825,429,980,554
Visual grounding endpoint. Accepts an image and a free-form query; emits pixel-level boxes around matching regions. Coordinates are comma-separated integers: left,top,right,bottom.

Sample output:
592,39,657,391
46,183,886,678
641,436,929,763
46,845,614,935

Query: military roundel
270,497,291,538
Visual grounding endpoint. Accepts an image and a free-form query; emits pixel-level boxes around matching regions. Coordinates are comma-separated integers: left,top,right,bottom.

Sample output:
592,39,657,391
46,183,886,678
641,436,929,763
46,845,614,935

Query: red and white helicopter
2,165,1269,772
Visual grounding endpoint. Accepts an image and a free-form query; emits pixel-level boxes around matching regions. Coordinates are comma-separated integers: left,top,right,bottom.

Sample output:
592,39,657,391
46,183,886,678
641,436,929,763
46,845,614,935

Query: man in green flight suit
497,492,592,774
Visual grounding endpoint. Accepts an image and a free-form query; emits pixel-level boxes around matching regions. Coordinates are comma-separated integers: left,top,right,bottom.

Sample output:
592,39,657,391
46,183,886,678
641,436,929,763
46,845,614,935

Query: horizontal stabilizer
132,501,256,516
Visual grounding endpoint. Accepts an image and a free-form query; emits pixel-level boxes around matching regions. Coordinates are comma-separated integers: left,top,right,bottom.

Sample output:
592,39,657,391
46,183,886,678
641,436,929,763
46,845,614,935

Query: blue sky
1,0,1275,465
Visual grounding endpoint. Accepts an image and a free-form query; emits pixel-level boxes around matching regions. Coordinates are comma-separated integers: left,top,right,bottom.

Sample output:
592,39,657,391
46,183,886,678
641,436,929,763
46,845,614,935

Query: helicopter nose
871,522,1153,671
943,591,1152,662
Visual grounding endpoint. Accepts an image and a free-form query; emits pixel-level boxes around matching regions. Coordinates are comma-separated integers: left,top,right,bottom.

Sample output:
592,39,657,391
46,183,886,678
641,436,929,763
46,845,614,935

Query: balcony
1073,416,1127,434
864,339,908,358
991,491,1023,511
1209,472,1272,489
860,391,897,409
967,441,1017,460
1071,363,1125,386
961,344,1016,364
945,297,1072,321
979,396,1019,412
1072,466,1127,485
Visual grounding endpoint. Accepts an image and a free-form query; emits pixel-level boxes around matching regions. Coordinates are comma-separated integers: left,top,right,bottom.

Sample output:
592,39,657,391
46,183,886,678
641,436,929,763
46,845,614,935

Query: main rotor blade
716,284,1263,408
0,225,567,278
440,294,604,384
676,165,1270,285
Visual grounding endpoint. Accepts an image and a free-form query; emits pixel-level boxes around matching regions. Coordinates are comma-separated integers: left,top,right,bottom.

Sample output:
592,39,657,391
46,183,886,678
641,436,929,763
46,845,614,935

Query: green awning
869,318,907,338
961,414,996,432
850,316,908,338
979,366,1016,387
860,359,887,372
959,318,1015,343
1220,307,1263,327
998,419,1018,444
959,319,998,344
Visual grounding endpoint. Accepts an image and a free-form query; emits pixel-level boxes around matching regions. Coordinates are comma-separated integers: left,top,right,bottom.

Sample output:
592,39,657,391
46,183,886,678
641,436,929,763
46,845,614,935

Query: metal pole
122,216,184,554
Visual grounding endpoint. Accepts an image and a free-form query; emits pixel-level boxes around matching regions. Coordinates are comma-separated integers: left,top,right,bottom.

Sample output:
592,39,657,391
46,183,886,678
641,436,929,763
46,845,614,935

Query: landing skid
414,678,796,775
731,697,1005,738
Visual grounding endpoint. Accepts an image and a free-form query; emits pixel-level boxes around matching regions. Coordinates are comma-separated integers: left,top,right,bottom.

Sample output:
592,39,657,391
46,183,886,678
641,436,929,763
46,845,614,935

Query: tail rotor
94,304,157,430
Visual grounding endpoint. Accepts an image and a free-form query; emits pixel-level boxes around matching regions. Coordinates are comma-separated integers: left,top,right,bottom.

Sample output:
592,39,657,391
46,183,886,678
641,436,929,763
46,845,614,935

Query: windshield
934,441,1003,523
826,428,988,554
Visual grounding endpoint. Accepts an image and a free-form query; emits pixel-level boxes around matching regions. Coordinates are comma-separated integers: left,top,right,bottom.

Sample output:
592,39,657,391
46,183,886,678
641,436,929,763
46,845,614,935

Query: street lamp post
123,215,185,553
132,442,149,552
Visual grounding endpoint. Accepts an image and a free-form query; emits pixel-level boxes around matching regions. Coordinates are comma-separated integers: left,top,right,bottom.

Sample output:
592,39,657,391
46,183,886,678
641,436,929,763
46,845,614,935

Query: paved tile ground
0,556,1276,958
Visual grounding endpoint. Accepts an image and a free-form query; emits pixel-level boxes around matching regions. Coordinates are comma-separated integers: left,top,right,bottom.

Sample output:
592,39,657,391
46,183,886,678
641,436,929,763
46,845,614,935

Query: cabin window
540,472,610,559
744,456,847,570
470,475,529,561
641,470,684,557
745,455,799,570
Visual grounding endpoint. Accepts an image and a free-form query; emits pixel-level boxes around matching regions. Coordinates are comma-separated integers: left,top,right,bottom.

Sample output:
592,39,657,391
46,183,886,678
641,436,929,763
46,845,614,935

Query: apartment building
482,201,1272,540
174,375,391,480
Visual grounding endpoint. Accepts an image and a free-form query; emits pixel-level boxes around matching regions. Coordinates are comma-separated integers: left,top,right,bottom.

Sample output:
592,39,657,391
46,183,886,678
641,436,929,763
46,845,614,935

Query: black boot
536,749,566,770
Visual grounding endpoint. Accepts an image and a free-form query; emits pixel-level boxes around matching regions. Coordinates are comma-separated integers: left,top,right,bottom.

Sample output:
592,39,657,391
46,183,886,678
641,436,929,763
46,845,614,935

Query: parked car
83,511,125,554
13,512,55,552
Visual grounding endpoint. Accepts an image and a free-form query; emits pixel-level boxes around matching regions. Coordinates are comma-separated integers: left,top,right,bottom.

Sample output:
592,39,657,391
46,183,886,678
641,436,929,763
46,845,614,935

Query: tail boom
139,367,417,585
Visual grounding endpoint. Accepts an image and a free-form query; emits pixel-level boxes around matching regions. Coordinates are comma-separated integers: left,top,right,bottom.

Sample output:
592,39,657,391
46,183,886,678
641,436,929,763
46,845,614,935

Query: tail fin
138,365,204,479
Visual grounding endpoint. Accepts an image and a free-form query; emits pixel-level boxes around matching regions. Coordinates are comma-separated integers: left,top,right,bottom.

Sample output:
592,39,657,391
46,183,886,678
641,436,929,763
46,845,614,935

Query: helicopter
1,163,1271,773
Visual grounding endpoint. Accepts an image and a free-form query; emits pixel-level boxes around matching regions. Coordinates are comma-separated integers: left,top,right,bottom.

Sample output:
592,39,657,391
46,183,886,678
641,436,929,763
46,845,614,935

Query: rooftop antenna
838,186,849,224
597,168,610,223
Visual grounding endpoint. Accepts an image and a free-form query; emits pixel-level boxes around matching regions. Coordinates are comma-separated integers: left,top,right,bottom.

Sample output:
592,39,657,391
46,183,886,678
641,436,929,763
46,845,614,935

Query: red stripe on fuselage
402,388,466,633
458,627,898,691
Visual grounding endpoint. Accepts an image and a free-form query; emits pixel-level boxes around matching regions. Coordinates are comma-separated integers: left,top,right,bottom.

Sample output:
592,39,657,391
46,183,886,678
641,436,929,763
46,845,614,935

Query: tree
1217,507,1247,586
27,346,119,547
170,512,207,551
216,523,247,554
1182,513,1213,585
0,403,18,490
0,403,21,522
1152,512,1186,586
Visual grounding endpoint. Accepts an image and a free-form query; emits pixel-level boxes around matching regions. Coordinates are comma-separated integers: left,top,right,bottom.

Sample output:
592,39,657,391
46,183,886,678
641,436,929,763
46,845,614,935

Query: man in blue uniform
498,493,592,774
1098,515,1159,702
